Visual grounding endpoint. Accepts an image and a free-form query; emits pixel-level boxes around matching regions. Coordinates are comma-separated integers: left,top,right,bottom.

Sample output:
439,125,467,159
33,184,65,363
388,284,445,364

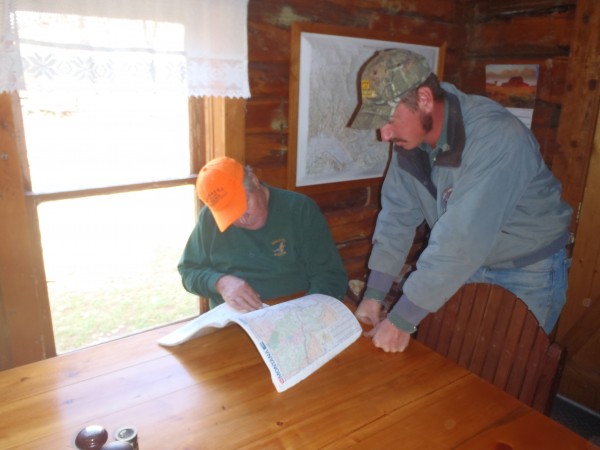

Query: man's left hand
355,298,386,327
364,318,411,352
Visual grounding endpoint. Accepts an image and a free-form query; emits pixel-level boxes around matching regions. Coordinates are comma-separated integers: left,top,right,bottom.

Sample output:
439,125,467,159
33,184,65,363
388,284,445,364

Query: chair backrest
415,283,566,415
199,296,210,314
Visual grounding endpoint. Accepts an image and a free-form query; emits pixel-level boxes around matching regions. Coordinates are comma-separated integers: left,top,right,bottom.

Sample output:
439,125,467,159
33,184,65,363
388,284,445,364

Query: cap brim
349,103,393,130
212,190,247,232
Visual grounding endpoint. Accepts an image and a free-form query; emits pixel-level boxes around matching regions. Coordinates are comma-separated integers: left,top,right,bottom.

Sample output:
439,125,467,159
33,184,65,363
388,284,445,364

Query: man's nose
379,126,392,142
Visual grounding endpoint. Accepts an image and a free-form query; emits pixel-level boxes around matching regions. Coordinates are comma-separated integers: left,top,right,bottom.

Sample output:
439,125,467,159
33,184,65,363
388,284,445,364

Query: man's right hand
364,318,411,352
355,298,386,327
216,275,263,312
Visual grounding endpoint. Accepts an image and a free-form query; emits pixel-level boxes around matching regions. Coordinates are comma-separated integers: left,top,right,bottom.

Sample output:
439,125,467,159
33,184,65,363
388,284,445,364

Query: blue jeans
466,248,570,334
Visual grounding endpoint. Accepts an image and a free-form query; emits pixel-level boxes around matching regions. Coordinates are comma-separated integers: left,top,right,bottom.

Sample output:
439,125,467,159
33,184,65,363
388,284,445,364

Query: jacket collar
395,90,465,168
434,91,465,167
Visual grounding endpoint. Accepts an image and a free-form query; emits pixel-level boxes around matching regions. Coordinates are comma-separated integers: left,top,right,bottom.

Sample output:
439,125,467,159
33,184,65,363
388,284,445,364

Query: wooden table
0,311,593,449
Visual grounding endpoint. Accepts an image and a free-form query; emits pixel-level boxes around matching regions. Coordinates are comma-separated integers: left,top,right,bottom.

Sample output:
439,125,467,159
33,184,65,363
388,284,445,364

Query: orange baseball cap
196,157,247,232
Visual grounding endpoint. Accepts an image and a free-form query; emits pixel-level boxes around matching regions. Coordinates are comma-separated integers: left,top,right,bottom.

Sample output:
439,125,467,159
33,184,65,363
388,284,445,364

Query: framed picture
485,64,540,129
288,23,446,192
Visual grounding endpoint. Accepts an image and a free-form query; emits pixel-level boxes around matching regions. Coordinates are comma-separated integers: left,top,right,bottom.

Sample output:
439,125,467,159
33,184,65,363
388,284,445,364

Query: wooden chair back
415,283,566,415
199,296,209,314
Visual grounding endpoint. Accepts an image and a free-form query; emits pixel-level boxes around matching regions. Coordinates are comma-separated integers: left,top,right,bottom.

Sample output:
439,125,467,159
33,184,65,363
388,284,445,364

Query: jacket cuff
386,311,417,333
388,294,430,331
362,286,386,303
366,270,395,301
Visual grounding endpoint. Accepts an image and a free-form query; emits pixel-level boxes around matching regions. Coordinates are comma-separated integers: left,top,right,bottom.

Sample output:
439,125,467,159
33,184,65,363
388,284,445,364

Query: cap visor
212,192,247,232
349,102,392,130
350,111,389,130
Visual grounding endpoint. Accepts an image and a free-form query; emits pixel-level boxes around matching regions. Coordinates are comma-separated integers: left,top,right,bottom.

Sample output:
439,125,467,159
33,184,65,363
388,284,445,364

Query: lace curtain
0,0,250,98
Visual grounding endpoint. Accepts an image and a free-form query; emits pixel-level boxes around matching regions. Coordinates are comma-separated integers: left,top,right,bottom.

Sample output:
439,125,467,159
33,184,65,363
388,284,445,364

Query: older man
350,49,572,352
178,156,347,311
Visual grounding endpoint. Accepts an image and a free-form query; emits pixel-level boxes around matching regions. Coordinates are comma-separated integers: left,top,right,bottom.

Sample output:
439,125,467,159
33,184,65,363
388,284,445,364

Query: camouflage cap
350,48,432,130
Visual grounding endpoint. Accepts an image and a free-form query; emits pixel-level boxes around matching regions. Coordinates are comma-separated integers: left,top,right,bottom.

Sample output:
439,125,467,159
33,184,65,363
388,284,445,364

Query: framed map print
288,23,446,191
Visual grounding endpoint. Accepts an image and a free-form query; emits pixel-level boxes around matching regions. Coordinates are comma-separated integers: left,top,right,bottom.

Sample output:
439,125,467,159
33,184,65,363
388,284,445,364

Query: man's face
378,101,432,150
232,184,268,230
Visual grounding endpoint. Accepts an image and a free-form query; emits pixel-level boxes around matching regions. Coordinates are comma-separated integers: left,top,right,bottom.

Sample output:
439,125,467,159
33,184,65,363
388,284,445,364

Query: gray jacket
368,82,572,316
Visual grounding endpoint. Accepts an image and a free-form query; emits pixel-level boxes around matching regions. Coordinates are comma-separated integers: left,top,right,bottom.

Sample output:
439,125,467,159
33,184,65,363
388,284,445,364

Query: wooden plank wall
245,0,462,282
244,0,577,283
458,0,575,170
553,0,600,414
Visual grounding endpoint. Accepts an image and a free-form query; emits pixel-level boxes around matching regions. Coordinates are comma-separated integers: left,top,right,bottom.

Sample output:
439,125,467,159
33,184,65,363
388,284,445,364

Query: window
17,14,200,353
0,0,249,365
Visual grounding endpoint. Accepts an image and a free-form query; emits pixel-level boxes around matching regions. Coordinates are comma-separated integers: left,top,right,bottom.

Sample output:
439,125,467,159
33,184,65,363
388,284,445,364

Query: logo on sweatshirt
272,238,287,257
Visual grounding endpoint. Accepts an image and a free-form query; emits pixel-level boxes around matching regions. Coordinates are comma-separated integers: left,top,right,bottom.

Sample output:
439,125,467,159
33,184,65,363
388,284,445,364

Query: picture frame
485,63,540,129
287,23,446,192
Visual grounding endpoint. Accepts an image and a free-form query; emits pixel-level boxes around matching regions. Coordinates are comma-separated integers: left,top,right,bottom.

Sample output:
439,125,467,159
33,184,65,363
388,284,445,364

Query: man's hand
364,319,411,352
355,298,386,326
216,275,262,312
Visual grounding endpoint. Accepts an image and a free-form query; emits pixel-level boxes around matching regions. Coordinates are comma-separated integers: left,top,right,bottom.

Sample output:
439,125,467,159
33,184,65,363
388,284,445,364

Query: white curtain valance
0,0,250,98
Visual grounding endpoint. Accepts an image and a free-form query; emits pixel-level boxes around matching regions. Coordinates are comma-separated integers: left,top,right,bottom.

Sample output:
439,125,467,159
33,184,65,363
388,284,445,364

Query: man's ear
417,86,434,113
250,172,261,189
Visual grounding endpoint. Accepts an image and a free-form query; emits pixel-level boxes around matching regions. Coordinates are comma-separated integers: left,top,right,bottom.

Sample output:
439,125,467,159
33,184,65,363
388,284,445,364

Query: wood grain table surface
0,305,594,449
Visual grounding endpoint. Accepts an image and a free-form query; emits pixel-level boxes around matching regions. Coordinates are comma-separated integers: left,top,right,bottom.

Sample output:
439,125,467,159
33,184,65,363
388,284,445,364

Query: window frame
0,92,245,369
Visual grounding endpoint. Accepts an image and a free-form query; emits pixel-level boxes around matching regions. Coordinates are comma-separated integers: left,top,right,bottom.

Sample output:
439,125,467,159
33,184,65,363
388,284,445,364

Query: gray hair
243,165,255,191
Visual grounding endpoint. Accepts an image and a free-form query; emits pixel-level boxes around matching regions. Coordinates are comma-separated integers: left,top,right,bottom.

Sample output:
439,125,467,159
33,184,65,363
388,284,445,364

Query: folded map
158,294,362,392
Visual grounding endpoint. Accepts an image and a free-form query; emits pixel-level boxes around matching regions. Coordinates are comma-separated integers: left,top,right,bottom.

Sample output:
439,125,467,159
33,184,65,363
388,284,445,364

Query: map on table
158,294,362,392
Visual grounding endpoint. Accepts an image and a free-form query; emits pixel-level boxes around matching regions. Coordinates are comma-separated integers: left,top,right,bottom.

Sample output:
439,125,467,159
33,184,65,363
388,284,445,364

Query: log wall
244,0,576,281
246,0,461,282
459,0,575,174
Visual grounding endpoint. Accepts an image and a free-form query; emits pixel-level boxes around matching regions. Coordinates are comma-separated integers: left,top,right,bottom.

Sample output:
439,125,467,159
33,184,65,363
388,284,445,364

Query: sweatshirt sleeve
177,208,224,299
297,197,348,300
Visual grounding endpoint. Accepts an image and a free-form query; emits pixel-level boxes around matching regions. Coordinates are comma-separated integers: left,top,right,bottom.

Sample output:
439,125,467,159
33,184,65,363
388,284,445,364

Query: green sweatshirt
178,185,347,308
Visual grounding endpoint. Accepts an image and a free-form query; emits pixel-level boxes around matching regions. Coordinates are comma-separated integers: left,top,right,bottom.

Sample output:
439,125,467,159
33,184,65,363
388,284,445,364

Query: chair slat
457,284,490,369
436,287,463,357
446,286,476,362
505,311,539,398
532,343,566,414
480,287,515,382
470,285,502,377
519,328,550,406
423,300,446,349
493,300,528,390
415,283,565,414
417,314,432,343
